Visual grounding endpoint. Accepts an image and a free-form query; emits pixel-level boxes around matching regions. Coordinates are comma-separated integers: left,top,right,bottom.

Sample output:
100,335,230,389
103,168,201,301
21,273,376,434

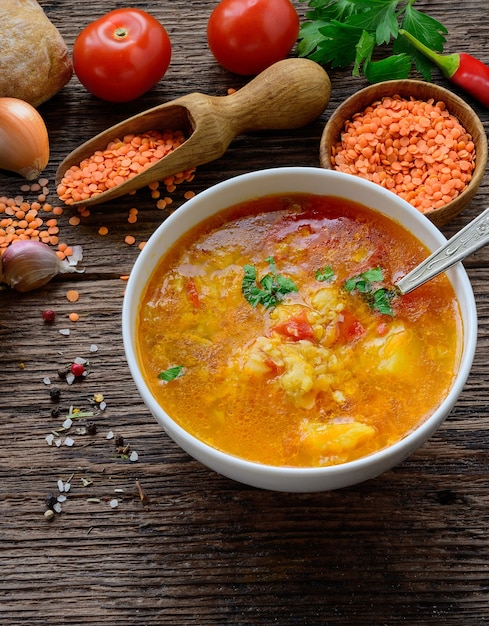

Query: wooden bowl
320,80,488,227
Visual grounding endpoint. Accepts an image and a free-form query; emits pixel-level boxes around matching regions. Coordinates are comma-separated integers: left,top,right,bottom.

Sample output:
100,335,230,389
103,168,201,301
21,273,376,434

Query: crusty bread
0,0,73,107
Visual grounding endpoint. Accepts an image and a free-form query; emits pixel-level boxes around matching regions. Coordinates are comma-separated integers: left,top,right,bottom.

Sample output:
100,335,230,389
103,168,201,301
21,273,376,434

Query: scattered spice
70,362,85,377
68,312,79,322
124,235,136,246
49,387,61,402
42,309,56,323
331,95,476,212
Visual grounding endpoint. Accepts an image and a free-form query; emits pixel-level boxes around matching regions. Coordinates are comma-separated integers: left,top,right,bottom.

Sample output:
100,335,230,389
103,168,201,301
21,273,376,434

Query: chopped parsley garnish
158,365,185,381
316,265,335,282
344,268,396,316
242,256,298,310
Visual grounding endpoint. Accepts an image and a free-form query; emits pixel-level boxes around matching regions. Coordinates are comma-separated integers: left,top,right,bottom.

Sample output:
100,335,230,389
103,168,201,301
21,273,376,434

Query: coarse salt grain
53,502,62,513
109,499,119,508
59,328,70,336
106,431,114,440
64,437,75,447
46,434,54,446
130,451,139,462
89,344,98,353
63,418,73,429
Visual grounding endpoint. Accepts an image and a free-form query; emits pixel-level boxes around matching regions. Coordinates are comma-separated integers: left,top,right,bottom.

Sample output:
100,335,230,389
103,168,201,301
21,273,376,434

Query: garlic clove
0,240,83,292
0,97,50,180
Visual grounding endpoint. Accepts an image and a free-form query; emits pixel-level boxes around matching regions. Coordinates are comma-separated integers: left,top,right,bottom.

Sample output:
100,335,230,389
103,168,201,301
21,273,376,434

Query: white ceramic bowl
122,167,477,492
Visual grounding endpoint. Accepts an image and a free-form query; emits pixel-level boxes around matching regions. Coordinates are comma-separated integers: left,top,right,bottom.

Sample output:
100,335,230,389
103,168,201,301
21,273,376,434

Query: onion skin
0,98,50,180
0,240,83,292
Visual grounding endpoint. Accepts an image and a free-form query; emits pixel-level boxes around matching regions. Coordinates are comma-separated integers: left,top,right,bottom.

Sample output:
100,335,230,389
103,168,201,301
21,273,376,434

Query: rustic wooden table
2,1,489,624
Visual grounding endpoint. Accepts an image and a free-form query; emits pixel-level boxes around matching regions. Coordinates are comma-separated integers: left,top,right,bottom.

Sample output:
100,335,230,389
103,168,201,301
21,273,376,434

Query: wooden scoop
55,58,331,207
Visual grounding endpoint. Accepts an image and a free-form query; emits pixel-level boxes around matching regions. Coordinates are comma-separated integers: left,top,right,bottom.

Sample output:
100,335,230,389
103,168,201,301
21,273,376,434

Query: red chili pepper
399,29,489,109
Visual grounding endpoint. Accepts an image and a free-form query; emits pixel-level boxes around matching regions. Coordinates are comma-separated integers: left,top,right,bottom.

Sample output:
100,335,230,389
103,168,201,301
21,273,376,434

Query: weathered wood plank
2,0,489,624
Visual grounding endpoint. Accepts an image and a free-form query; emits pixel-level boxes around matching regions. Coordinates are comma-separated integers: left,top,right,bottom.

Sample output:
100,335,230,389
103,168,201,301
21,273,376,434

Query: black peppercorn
86,421,97,435
49,387,61,402
114,434,124,448
45,493,57,510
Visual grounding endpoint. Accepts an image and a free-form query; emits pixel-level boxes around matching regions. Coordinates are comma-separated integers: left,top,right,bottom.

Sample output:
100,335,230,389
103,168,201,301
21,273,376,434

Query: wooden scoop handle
211,58,331,136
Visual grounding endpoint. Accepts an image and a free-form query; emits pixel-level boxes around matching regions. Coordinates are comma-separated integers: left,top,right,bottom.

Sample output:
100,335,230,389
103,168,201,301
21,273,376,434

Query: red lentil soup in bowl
122,167,477,492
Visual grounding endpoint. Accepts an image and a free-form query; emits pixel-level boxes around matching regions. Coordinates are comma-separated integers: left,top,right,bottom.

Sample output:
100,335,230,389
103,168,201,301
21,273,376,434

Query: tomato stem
113,27,128,40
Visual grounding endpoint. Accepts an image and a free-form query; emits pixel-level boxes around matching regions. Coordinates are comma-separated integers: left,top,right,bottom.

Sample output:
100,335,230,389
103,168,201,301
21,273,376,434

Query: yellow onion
0,97,50,180
0,240,83,292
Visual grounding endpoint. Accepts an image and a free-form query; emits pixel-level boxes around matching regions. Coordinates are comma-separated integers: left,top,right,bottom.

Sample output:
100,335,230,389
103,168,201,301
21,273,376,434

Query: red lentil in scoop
331,95,476,213
57,130,194,205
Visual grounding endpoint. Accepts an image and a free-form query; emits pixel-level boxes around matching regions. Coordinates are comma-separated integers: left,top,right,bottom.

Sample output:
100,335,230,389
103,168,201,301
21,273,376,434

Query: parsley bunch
297,0,448,83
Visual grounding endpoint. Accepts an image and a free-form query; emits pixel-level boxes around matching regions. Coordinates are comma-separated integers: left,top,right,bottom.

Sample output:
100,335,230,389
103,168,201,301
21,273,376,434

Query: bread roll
0,0,72,106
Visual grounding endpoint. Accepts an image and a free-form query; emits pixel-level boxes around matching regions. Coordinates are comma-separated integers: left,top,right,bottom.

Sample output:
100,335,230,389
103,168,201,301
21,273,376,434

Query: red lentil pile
331,95,476,212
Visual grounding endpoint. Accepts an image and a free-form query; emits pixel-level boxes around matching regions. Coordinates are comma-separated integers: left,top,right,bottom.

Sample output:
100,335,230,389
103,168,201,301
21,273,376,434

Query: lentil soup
136,193,462,467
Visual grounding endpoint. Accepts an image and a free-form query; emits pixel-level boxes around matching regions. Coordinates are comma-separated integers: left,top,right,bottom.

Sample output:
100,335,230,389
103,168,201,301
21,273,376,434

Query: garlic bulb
0,98,50,180
0,240,83,292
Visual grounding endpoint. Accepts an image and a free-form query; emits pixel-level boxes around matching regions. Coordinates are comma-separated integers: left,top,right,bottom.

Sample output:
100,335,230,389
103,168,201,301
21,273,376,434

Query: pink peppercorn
70,363,85,377
42,310,56,323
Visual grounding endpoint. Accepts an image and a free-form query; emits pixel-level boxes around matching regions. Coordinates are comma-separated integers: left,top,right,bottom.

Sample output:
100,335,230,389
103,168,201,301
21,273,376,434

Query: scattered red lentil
331,95,476,212
68,312,80,322
98,226,109,236
0,179,75,260
124,235,136,245
66,289,80,303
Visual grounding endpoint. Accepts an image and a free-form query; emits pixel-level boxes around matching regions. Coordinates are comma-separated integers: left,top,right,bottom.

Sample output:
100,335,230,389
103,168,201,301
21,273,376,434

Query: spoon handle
396,207,489,294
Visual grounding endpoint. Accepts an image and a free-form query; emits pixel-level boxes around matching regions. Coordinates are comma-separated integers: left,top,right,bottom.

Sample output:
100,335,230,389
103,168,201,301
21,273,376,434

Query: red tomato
206,0,300,76
271,310,315,341
73,8,172,102
336,310,365,344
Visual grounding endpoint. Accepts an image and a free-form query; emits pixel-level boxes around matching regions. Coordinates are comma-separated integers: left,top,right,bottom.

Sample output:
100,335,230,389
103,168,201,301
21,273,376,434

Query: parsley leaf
158,365,185,382
242,258,298,310
297,0,448,83
344,268,396,316
316,266,335,282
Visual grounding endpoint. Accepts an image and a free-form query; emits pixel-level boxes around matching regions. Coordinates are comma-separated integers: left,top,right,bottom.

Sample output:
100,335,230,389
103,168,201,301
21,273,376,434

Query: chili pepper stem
399,29,459,78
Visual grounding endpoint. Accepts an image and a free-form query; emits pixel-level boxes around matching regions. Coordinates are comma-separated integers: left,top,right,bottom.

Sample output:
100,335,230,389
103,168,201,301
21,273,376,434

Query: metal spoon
395,207,489,294
55,58,331,208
